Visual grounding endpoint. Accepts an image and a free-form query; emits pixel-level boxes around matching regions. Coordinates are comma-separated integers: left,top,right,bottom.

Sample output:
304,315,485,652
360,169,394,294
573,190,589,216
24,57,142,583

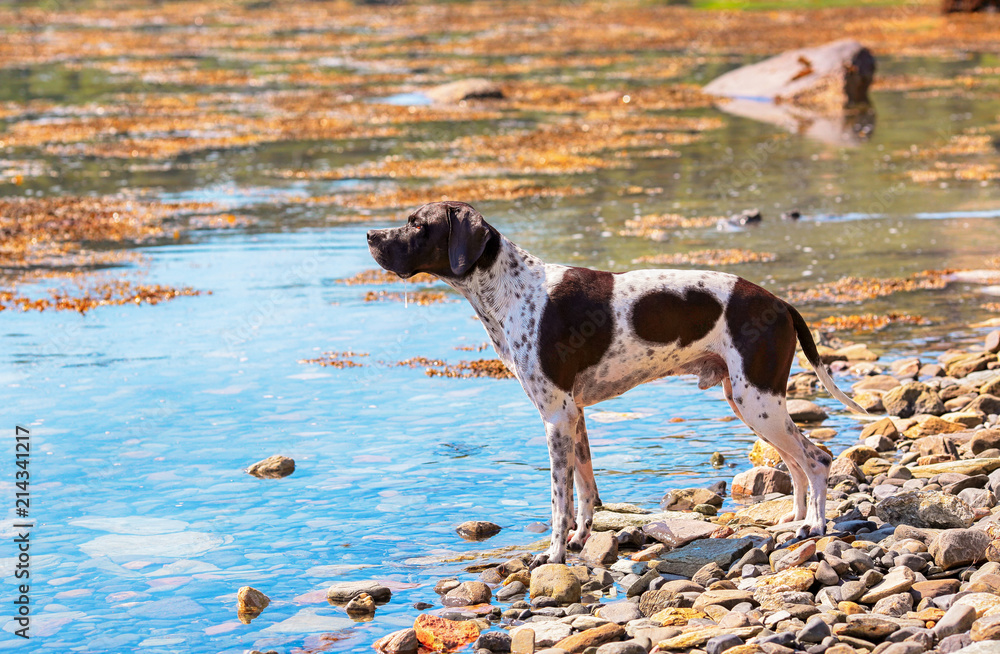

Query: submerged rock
326,580,391,604
456,521,502,541
345,592,376,620
247,454,295,479
237,586,269,624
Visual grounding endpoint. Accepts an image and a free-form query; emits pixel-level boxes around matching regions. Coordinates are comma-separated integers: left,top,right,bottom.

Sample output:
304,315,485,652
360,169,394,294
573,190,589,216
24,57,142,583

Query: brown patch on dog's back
725,277,796,396
630,288,723,347
539,268,615,391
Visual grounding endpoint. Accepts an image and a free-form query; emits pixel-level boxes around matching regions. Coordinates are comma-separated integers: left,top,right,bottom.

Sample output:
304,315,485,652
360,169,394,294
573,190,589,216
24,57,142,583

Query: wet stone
497,581,527,601
327,580,391,604
457,521,503,541
444,581,492,607
345,592,377,619
237,586,270,624
474,631,512,652
247,454,295,479
374,628,419,654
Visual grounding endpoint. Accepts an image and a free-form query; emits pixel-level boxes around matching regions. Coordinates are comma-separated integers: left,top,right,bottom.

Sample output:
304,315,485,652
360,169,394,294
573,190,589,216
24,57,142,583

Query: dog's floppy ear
447,203,491,276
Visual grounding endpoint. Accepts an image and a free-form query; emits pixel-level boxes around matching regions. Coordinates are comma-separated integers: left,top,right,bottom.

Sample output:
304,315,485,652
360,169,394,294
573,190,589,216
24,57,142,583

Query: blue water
1,226,870,652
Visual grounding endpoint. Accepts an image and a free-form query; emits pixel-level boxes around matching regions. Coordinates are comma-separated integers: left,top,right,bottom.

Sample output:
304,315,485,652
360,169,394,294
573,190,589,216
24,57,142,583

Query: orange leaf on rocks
413,614,480,652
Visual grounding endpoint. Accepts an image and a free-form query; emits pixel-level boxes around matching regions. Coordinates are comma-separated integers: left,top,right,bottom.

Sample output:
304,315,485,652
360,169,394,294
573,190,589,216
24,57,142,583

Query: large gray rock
703,39,875,111
592,509,701,532
656,538,755,578
875,490,975,529
930,529,992,570
642,519,718,549
883,382,946,418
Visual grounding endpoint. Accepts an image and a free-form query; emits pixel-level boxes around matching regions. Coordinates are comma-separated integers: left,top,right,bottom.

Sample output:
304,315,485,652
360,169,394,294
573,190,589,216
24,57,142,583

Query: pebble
345,592,377,618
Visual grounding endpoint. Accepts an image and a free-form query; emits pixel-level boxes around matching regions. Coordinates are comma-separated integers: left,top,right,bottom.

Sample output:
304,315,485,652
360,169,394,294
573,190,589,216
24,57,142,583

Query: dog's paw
566,536,585,552
529,552,550,569
795,521,826,540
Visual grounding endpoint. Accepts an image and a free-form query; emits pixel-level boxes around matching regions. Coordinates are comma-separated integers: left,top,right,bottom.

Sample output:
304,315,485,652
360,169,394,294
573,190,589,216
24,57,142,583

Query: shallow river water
2,36,1000,654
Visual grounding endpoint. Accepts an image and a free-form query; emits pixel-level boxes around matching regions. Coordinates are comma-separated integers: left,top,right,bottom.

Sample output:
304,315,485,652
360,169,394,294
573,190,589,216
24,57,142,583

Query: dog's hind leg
531,400,579,567
567,412,597,551
733,382,831,537
725,376,809,520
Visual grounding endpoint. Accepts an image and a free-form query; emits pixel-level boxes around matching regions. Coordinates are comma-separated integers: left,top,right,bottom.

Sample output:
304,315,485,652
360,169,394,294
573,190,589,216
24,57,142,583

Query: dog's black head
367,201,494,279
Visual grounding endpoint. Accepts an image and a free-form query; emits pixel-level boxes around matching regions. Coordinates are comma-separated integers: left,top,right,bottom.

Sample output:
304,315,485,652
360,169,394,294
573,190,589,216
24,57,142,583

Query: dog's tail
787,303,868,415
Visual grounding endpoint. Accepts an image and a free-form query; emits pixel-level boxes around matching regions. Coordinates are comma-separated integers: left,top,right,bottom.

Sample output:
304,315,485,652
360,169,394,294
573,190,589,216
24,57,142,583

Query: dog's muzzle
367,228,412,278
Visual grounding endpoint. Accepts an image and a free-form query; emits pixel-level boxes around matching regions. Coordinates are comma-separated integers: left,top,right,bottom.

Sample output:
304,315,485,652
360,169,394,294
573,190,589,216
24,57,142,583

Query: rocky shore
331,329,1000,654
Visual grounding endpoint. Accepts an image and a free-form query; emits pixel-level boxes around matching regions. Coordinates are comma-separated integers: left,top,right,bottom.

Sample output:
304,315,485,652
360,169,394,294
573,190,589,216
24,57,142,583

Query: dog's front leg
567,413,597,552
531,408,578,568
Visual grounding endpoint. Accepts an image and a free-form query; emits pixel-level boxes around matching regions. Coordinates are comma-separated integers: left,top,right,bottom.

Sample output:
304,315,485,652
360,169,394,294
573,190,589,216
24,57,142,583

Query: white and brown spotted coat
368,202,865,565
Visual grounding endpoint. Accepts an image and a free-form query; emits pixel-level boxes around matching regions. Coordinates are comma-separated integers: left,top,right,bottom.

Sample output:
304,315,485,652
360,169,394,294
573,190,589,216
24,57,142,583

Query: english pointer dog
367,201,865,566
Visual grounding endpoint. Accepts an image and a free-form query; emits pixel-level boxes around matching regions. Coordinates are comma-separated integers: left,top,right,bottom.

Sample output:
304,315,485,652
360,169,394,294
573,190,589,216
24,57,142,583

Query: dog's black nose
366,230,379,244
